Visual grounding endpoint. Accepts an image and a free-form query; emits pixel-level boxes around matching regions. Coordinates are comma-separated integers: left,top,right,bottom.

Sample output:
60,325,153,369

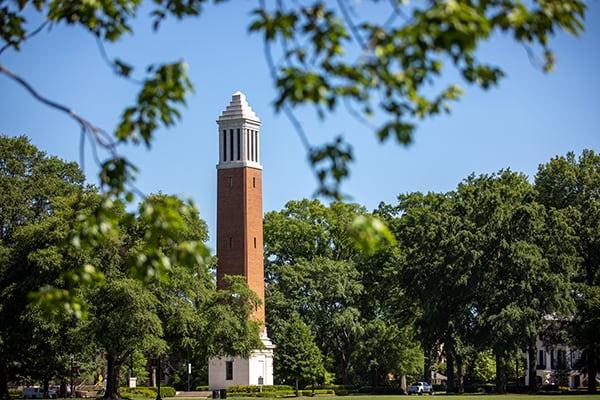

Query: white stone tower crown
217,91,261,169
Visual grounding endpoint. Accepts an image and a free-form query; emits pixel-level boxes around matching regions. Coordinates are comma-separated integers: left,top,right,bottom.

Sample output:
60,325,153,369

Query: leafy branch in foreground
0,0,588,307
0,52,201,312
249,0,585,197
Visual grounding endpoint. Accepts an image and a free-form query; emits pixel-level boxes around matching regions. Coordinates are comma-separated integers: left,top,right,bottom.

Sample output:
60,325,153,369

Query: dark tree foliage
378,168,579,393
535,150,600,393
0,135,87,398
264,200,420,386
0,137,263,400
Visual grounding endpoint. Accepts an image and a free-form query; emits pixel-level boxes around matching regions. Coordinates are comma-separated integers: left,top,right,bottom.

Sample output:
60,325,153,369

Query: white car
407,382,433,395
22,387,58,399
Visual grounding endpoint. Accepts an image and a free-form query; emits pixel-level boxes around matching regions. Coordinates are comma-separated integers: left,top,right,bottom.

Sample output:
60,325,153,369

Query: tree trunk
104,352,122,400
423,348,432,384
587,346,597,393
294,377,299,397
445,340,455,393
43,378,49,398
0,358,9,400
494,352,507,394
528,345,538,393
515,357,519,387
340,355,352,385
400,374,407,394
456,354,464,394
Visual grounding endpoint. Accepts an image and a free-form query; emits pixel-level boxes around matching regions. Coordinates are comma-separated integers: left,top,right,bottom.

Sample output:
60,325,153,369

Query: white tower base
208,332,275,390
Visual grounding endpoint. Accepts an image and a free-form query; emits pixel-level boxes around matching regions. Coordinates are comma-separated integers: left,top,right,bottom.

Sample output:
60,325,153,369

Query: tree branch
0,62,146,198
259,0,312,153
0,20,50,56
336,0,367,51
95,37,144,85
0,63,117,151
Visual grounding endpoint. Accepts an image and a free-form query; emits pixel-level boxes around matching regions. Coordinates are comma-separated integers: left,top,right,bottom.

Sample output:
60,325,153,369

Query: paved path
175,391,211,398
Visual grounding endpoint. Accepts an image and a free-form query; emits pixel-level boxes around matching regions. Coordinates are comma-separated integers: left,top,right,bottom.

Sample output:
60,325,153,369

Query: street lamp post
70,357,74,399
187,362,191,392
156,355,162,400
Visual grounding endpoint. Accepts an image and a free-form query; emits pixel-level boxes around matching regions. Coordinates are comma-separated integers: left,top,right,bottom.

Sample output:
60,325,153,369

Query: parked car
407,382,433,395
22,387,58,399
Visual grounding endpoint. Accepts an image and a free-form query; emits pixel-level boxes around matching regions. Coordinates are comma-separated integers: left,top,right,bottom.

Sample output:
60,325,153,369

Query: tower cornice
217,92,262,169
217,91,261,124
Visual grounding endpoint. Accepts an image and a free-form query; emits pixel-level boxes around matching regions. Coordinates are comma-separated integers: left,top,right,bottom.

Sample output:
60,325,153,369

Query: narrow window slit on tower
229,176,233,188
250,130,254,161
248,129,252,161
236,129,241,160
254,130,257,161
253,177,256,188
246,129,250,161
223,130,227,161
254,237,257,248
229,237,232,248
229,129,234,161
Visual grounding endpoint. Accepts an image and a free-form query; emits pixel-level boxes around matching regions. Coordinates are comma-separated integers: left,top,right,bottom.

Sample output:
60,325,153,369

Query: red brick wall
216,167,265,325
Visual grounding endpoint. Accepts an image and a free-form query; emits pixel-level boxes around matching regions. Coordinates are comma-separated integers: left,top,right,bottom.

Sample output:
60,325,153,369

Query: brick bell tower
208,91,275,390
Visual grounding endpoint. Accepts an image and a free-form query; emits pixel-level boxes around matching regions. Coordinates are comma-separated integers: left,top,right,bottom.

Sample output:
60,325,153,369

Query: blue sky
1,1,599,250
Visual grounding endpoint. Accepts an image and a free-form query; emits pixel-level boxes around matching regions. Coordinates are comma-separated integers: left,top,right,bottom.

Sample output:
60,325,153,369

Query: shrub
228,385,293,393
161,386,177,397
540,384,560,392
432,384,446,392
505,384,528,393
228,391,294,397
8,389,21,399
303,385,354,391
480,383,495,394
300,389,335,396
120,386,176,398
333,390,351,396
196,386,209,391
120,386,156,398
462,384,483,393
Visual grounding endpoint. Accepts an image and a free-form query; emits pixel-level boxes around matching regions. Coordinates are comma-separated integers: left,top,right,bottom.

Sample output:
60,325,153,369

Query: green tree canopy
274,314,325,395
535,149,600,393
0,135,89,398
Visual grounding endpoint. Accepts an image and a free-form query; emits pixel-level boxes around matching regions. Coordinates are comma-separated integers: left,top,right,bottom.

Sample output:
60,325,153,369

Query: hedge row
196,386,209,391
228,385,293,393
229,390,334,398
120,386,176,398
300,389,334,396
302,385,355,391
228,391,294,397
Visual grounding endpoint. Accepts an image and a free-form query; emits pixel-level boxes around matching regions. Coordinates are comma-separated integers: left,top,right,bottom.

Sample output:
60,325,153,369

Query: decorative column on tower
208,91,275,390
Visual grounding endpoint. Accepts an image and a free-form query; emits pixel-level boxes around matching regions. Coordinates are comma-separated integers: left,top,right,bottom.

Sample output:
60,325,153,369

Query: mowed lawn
224,396,600,400
322,396,599,400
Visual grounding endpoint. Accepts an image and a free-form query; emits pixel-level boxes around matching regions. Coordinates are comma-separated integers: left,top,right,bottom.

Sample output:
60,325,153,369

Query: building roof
217,91,260,124
432,371,447,381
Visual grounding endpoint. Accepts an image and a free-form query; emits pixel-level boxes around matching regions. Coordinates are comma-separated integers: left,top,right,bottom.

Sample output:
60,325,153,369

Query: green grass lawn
320,396,597,400
223,396,600,400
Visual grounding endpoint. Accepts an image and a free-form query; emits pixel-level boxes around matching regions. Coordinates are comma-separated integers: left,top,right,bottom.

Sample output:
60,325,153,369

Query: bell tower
215,90,265,324
209,91,274,390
